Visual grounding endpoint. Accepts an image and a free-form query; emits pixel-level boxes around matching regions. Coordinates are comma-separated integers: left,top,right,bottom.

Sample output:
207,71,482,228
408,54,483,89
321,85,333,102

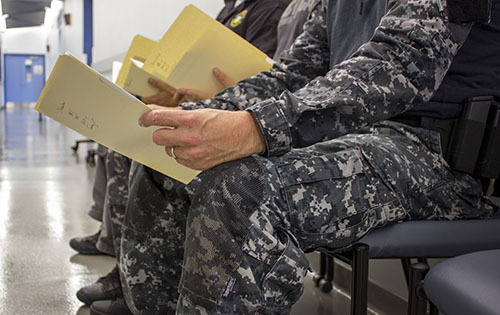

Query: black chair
313,197,500,315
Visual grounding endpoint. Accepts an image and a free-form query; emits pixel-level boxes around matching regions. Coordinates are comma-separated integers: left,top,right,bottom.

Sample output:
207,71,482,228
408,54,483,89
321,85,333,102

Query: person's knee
193,157,267,237
200,157,266,202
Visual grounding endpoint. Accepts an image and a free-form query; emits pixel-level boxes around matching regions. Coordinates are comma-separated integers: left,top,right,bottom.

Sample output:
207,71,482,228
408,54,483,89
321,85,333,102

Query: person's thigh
120,162,201,314
353,121,495,220
177,140,400,313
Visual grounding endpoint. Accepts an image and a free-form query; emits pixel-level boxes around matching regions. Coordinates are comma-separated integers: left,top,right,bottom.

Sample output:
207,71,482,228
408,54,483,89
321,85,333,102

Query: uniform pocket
278,148,378,251
260,229,309,313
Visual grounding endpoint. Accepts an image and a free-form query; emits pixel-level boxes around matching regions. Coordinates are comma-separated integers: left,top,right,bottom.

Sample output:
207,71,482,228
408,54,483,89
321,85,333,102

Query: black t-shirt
216,0,290,57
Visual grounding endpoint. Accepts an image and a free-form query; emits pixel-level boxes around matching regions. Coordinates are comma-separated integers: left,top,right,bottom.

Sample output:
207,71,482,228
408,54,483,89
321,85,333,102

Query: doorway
4,54,46,105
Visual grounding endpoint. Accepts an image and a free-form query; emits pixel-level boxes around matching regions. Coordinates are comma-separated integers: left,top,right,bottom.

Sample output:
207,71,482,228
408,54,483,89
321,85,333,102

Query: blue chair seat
423,249,500,315
355,215,500,258
315,212,500,315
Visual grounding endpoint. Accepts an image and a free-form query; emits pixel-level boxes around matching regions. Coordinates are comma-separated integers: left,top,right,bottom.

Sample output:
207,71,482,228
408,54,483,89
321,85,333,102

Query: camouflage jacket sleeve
248,0,472,156
181,3,331,112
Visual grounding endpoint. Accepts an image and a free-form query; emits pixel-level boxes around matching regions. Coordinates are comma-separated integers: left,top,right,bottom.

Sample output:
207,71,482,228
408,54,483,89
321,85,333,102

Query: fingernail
148,78,154,84
138,119,144,127
213,68,220,75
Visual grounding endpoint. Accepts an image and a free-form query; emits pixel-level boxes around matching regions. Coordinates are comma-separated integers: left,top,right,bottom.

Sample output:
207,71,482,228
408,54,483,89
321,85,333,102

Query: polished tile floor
0,103,378,315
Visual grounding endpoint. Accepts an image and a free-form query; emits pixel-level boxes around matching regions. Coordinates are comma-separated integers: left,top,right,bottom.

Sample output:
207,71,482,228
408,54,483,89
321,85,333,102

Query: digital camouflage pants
105,150,132,259
110,121,497,315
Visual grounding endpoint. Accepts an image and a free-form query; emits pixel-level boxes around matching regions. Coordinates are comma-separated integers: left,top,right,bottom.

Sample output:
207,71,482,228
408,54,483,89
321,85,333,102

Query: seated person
69,0,291,259
75,0,298,314
117,0,500,314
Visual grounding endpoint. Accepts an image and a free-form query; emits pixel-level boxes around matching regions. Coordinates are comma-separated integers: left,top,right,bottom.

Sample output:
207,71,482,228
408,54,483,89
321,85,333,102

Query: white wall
46,27,61,78
2,27,47,55
61,0,86,63
93,0,224,72
44,12,67,81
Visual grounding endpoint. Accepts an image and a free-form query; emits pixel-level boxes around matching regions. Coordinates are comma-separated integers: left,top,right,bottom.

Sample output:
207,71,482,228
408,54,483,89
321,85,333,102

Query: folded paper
125,4,273,97
115,34,158,89
36,54,200,184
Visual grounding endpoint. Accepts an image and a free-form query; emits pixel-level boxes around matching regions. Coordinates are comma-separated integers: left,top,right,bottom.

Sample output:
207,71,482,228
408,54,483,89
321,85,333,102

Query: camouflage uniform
121,0,499,314
89,144,115,256
273,0,320,59
101,0,291,312
105,150,132,258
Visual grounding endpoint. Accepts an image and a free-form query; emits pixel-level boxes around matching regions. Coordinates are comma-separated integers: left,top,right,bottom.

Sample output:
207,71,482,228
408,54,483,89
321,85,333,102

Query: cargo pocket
260,228,309,313
278,148,379,252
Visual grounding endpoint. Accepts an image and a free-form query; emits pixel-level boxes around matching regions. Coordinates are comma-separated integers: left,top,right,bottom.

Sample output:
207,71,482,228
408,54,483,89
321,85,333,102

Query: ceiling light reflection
45,180,64,240
67,263,91,312
0,176,10,308
0,180,12,239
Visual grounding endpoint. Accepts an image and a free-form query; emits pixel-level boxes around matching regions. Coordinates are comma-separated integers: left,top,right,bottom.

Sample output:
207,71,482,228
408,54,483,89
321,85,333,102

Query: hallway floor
0,103,378,315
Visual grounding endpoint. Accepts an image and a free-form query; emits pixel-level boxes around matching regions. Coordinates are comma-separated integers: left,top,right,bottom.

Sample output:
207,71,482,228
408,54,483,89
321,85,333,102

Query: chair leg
351,243,369,315
408,262,429,315
86,148,96,167
318,255,334,293
429,301,439,315
417,258,428,264
401,258,412,287
314,252,334,292
313,252,327,287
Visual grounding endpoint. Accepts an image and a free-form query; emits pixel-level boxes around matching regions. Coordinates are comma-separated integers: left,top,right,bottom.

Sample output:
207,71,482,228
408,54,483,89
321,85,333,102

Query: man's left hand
139,106,266,170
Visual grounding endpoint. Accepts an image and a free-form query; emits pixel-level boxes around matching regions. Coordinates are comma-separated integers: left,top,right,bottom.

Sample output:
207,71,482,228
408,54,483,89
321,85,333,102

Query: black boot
90,297,134,315
76,265,122,305
69,229,106,255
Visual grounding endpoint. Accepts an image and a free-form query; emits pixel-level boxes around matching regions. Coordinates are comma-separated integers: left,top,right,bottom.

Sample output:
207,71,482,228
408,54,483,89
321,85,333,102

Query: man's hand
141,78,177,107
138,106,266,170
173,67,236,104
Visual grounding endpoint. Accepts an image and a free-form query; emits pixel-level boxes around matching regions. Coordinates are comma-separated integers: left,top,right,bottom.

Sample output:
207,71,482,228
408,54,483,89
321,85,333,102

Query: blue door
4,54,46,104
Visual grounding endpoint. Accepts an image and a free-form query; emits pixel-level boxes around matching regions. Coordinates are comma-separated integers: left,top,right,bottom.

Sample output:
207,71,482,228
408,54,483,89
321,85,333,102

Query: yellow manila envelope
35,54,200,184
115,34,158,89
129,4,273,97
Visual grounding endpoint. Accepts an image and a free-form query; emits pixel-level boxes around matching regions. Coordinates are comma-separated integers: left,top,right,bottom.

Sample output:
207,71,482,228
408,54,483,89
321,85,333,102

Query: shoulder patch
446,0,491,23
230,9,248,28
